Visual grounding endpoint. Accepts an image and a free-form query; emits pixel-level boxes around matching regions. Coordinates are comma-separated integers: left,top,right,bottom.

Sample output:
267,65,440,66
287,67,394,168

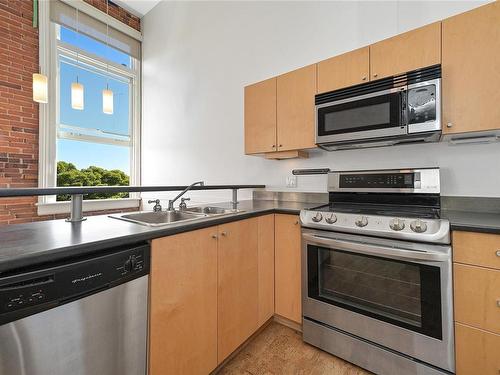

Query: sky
57,26,132,175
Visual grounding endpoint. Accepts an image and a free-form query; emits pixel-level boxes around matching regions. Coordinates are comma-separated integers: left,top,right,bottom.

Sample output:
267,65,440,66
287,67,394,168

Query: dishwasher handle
302,233,450,262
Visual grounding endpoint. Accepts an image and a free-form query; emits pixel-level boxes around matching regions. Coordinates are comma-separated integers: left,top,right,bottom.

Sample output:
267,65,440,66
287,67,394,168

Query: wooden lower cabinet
149,227,218,375
454,263,500,334
275,214,302,324
217,215,275,363
149,215,277,371
455,323,500,375
453,231,500,270
257,214,275,326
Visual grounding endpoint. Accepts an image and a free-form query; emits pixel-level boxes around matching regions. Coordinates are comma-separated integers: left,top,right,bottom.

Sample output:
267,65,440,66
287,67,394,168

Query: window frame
37,1,141,215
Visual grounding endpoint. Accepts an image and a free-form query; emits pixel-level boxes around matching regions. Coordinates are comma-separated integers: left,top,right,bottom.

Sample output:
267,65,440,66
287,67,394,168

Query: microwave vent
315,65,441,105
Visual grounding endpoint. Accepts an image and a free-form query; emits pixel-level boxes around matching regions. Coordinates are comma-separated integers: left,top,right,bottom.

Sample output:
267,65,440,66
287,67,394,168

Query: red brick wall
0,0,140,225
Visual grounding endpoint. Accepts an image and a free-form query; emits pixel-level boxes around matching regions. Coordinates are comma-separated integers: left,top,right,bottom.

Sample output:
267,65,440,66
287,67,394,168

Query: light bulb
71,82,84,110
32,73,48,103
102,88,113,114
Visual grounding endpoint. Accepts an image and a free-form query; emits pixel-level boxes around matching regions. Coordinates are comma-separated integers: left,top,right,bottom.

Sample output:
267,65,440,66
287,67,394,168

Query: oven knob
312,212,323,223
355,216,368,227
389,218,405,231
410,219,427,233
325,213,337,224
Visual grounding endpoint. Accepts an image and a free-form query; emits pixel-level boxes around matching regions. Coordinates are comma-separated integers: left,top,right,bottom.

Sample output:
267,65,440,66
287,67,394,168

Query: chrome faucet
167,181,204,211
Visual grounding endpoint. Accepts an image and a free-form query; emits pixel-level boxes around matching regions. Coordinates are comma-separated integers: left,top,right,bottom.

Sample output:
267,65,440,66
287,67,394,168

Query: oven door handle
302,233,450,262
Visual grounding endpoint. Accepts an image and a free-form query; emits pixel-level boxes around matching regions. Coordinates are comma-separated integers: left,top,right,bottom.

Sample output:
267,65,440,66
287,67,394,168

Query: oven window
307,245,442,339
317,92,403,136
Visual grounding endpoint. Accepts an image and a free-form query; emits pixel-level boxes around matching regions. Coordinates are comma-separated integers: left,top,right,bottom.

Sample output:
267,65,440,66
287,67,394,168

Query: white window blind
50,0,141,59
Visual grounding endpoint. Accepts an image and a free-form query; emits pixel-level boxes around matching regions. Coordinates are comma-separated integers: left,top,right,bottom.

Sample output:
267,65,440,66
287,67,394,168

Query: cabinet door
244,78,277,154
454,263,500,334
258,214,275,326
277,65,317,151
275,214,302,324
217,218,259,363
370,22,441,80
317,47,370,93
150,228,218,375
455,323,500,375
442,2,500,134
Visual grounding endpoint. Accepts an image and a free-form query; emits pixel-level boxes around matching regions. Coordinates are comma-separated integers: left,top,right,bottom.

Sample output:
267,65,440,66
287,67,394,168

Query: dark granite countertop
444,209,500,234
1,198,499,274
0,200,315,274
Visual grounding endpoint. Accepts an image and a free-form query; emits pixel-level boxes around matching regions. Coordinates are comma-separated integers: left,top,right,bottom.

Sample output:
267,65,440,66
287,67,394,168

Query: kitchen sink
110,206,244,227
112,210,206,227
183,206,238,215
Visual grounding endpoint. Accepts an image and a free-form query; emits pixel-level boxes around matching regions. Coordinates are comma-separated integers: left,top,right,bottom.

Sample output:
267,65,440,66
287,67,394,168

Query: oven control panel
300,210,450,244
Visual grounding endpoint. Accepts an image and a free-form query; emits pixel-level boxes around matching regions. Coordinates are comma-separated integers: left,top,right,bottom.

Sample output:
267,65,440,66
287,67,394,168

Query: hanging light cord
76,7,79,82
106,0,109,90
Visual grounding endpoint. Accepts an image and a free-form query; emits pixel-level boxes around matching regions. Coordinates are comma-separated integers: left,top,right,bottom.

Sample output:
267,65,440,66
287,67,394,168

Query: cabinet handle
221,231,228,237
495,250,500,257
373,73,378,78
447,122,453,128
294,220,299,225
211,234,218,239
278,144,283,148
272,145,276,148
497,300,500,308
362,76,367,81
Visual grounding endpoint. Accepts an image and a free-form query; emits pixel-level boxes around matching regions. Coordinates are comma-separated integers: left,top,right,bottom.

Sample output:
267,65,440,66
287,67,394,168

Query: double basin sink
111,206,244,227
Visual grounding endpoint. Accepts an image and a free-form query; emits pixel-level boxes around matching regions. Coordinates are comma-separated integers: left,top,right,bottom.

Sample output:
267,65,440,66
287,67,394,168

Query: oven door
316,88,407,144
301,228,454,372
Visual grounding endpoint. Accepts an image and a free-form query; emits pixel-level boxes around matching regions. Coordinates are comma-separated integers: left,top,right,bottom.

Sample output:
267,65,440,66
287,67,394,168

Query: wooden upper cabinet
244,78,277,154
442,1,500,134
274,214,302,324
149,228,218,375
277,64,317,151
370,22,441,80
217,218,259,363
257,214,275,326
317,47,370,93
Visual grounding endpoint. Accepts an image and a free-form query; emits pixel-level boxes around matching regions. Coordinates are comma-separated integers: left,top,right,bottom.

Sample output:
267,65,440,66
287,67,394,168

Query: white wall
142,0,499,205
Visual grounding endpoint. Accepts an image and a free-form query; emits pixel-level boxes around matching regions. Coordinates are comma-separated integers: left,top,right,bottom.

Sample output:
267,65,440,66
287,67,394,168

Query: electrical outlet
286,176,297,188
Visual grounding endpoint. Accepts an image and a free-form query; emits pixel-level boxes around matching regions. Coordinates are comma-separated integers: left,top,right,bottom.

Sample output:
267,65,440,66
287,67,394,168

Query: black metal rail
0,185,265,198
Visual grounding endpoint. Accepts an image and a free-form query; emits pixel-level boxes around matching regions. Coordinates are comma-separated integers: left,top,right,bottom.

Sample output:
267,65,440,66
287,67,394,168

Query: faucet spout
167,181,204,211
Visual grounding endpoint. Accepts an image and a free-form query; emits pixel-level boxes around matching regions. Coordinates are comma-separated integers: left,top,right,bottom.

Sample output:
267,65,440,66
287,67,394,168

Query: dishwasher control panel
0,242,150,322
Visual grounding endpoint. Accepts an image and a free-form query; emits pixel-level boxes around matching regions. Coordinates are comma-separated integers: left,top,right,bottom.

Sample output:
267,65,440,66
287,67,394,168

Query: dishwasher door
0,275,148,375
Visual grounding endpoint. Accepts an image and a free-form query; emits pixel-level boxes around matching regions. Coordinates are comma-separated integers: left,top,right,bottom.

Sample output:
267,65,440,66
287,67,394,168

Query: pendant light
32,1,47,104
71,7,84,110
32,72,48,103
102,0,113,114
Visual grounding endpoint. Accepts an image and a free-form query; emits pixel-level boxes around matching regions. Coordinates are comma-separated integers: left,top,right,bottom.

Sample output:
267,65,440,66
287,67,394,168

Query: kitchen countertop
444,209,500,235
0,200,316,274
0,199,499,274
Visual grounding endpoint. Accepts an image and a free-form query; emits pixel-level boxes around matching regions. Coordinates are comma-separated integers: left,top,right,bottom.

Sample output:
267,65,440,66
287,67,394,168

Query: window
38,1,141,214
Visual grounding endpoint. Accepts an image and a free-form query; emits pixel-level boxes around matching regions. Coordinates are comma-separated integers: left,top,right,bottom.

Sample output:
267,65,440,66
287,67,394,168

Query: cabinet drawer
453,231,500,270
455,323,500,375
454,263,500,334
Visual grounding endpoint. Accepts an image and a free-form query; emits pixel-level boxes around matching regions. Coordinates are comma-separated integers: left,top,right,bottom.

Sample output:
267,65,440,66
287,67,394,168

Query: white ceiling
113,0,161,17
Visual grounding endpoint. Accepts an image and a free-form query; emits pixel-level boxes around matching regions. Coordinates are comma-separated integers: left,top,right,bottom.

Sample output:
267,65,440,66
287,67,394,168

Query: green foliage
56,161,129,201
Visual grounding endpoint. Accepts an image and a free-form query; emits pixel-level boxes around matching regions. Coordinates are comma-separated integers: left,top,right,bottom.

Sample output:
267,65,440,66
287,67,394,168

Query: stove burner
311,203,440,219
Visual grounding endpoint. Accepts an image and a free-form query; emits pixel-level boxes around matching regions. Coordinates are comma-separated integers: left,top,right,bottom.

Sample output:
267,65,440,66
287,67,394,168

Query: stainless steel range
300,168,453,375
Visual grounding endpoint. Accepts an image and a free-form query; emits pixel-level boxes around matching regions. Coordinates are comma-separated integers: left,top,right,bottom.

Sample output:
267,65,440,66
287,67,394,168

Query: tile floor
217,322,371,375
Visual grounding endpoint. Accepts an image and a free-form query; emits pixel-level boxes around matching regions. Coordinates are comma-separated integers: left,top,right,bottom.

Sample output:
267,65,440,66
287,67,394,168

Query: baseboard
273,314,303,332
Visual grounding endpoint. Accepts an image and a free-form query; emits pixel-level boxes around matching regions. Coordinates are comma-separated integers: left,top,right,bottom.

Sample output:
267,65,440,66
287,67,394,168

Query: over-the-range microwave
315,65,441,151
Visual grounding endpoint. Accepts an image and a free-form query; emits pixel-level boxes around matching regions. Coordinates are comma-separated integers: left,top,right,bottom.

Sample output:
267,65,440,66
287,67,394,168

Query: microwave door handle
302,233,449,262
401,90,407,126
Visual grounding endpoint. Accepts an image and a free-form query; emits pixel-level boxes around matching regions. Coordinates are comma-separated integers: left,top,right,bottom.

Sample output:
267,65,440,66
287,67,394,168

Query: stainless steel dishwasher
0,242,150,375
